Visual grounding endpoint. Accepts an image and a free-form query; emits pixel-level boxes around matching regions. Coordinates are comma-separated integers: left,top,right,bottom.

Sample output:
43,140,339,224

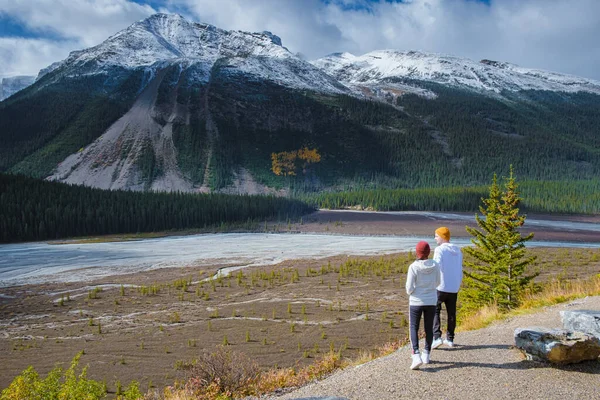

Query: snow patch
312,49,600,96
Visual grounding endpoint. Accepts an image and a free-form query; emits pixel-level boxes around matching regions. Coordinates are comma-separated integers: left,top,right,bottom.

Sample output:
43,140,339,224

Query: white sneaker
443,339,454,348
432,338,443,349
421,350,430,364
410,353,423,370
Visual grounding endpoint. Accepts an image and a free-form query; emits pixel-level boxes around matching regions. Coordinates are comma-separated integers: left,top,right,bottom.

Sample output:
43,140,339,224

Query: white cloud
0,37,75,78
0,0,156,46
173,0,600,80
169,0,348,58
0,0,156,77
1,0,599,80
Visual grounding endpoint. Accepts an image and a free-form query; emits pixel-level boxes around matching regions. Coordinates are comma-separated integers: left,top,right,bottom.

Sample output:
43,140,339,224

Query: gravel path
270,296,600,400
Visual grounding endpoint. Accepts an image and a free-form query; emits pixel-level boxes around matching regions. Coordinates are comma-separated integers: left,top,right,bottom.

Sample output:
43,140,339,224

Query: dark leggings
433,290,458,341
409,305,436,353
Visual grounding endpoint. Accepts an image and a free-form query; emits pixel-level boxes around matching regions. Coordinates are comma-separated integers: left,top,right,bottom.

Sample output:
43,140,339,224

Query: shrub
183,346,260,397
117,381,143,400
0,351,106,399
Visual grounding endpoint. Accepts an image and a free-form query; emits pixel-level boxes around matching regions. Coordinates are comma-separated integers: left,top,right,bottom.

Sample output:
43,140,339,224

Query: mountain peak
143,12,186,22
31,12,347,98
313,49,600,95
50,13,294,77
261,31,283,46
31,13,600,98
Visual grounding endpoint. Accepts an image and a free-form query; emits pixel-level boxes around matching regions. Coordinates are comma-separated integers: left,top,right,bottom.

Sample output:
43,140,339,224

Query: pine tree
463,167,538,311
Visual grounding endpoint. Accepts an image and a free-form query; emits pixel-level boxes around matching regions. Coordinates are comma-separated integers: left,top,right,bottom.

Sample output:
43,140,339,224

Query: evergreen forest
2,172,598,244
303,179,600,214
0,173,313,243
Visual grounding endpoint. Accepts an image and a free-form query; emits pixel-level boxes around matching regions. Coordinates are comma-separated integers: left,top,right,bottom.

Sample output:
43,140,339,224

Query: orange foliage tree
271,147,321,177
271,151,298,176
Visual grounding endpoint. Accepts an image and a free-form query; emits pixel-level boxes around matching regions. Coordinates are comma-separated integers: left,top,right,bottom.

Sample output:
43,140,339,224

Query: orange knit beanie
435,227,450,241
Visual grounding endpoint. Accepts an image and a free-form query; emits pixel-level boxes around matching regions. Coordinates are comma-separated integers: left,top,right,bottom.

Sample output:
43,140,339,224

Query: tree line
302,179,600,214
0,173,314,243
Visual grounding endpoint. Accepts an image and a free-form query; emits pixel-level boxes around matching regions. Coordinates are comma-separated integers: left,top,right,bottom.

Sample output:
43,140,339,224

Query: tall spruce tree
463,167,538,310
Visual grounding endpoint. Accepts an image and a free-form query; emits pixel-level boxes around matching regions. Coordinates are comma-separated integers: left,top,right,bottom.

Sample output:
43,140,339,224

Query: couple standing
405,227,463,370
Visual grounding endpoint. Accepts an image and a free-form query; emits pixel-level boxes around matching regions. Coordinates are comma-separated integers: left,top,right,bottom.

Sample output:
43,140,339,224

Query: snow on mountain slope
0,75,35,100
312,50,600,95
50,13,347,94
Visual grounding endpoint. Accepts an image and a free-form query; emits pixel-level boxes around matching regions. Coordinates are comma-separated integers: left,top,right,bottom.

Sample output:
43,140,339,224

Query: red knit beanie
416,241,430,260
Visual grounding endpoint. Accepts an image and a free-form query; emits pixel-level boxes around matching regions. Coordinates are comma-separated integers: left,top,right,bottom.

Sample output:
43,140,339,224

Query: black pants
409,305,435,353
433,290,458,341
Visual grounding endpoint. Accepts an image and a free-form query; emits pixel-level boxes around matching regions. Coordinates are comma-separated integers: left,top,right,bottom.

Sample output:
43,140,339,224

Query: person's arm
406,264,416,295
433,247,443,272
458,250,464,287
435,263,441,288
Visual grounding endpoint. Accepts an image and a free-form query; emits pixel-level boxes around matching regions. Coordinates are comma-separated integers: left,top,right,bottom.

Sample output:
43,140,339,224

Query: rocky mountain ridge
17,13,600,100
312,50,600,97
2,13,600,194
36,13,347,95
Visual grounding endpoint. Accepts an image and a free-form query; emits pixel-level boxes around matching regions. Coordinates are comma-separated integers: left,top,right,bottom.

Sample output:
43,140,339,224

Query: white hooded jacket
433,242,463,293
405,259,441,306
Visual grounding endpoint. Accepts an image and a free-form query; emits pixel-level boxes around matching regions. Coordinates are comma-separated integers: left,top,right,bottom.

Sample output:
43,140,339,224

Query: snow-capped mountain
0,76,36,101
3,13,600,195
49,13,347,94
312,50,600,96
29,13,347,193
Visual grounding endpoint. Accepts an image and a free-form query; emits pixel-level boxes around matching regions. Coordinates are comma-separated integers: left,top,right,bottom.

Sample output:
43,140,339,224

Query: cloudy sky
1,0,599,80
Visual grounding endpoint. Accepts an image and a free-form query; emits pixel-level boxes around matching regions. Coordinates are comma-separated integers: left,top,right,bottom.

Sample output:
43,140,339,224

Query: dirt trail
273,296,600,400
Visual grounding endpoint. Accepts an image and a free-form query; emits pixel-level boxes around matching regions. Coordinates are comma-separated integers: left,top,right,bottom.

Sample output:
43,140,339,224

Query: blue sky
1,0,599,80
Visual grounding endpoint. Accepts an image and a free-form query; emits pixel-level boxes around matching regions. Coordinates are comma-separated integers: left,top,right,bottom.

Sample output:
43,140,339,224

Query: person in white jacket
405,241,440,370
431,227,463,349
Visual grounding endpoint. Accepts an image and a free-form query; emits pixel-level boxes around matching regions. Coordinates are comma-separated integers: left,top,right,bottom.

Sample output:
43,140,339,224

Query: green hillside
1,67,599,192
0,67,144,177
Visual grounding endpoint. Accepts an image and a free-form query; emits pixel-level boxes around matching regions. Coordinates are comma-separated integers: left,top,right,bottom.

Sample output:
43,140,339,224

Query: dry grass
457,303,505,332
162,350,341,399
254,350,340,393
519,275,600,309
161,338,408,399
458,274,600,332
348,339,406,367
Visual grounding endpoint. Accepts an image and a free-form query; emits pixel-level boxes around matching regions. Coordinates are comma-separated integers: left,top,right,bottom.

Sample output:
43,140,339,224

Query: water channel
1,212,599,287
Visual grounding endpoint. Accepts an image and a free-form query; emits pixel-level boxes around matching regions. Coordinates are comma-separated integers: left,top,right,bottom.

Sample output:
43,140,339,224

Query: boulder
561,310,600,339
514,327,600,364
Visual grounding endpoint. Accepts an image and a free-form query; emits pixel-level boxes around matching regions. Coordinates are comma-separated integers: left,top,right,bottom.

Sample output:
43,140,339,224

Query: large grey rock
561,310,600,339
514,327,600,364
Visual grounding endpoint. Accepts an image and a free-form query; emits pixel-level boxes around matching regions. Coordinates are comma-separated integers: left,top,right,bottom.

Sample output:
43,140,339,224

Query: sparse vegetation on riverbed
1,247,599,398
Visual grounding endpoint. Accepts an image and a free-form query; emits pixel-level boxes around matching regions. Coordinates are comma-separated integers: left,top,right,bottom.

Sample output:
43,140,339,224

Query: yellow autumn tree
271,147,321,176
271,151,298,176
297,147,321,174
